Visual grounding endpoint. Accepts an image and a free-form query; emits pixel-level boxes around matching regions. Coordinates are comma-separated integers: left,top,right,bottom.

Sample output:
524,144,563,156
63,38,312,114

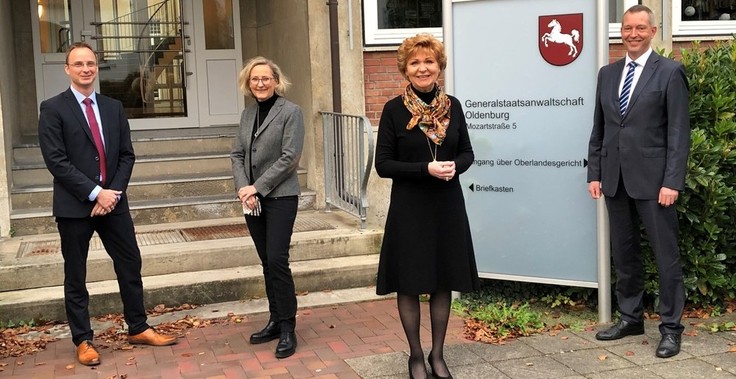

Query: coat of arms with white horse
538,13,584,66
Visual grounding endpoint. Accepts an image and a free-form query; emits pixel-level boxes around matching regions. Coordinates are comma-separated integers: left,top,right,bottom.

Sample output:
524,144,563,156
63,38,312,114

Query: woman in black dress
375,34,480,379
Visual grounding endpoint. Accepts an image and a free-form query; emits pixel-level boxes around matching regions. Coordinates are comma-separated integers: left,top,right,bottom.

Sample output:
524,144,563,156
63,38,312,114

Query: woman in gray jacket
231,56,304,359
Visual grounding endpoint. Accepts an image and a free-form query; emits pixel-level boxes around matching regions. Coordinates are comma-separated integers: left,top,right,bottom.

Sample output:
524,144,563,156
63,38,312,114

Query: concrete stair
2,127,381,323
9,126,313,235
0,211,383,322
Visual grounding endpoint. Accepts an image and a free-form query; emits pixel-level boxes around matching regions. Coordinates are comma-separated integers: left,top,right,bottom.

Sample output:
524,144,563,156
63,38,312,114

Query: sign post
443,0,611,322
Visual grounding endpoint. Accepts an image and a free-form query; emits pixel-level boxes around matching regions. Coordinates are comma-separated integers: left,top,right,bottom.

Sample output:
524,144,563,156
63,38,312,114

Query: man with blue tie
587,5,690,358
38,42,176,366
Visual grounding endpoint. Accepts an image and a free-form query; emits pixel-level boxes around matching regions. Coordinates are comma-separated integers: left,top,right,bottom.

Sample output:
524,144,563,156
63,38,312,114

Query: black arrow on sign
468,183,474,192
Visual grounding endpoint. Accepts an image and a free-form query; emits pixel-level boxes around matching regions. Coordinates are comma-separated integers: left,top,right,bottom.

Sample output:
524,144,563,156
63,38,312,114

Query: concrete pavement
0,287,734,378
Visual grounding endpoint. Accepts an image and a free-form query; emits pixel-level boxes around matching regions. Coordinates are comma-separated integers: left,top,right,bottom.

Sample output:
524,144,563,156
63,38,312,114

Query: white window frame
608,0,638,39
673,1,736,36
362,0,646,46
363,0,442,46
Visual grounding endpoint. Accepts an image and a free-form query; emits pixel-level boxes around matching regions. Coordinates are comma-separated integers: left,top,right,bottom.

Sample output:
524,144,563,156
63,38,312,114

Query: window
363,0,442,46
674,0,736,36
609,0,639,38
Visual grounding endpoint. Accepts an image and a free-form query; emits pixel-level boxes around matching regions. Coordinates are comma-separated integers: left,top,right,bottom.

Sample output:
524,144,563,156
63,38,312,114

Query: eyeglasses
250,77,273,85
68,61,97,69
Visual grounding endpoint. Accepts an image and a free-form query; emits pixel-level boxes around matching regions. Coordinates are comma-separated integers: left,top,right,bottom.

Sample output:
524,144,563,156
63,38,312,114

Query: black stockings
397,291,452,378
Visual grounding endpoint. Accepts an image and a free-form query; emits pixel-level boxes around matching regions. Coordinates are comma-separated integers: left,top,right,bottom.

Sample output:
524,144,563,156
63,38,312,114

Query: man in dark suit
587,5,690,359
38,42,176,366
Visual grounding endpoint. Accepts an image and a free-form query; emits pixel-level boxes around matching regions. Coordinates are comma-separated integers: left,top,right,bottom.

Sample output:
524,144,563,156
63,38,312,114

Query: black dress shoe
428,352,453,379
656,333,681,358
428,361,453,379
408,356,428,379
249,321,280,344
275,331,297,359
595,320,645,341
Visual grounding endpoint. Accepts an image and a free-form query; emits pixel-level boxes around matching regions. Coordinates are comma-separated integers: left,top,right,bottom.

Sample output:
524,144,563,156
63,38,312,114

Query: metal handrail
320,111,374,229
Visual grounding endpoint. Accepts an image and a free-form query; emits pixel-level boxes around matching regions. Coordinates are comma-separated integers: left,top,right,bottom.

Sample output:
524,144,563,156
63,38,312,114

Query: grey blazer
587,52,690,199
231,96,305,197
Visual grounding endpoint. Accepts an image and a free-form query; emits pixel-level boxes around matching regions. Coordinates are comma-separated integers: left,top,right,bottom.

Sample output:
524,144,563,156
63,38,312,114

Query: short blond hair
238,56,291,97
396,34,447,79
624,5,656,26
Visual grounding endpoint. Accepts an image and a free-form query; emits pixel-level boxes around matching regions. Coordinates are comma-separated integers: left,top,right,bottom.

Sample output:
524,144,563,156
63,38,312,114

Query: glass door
33,0,199,129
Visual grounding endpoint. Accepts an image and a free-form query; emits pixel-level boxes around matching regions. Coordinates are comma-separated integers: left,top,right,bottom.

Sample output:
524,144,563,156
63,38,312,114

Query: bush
660,41,736,306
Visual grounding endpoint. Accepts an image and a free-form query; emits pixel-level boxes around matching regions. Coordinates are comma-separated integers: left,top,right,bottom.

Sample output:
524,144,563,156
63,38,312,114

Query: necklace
425,135,438,162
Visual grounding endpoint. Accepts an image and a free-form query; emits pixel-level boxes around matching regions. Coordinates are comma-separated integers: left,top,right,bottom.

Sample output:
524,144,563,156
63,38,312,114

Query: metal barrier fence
320,111,374,229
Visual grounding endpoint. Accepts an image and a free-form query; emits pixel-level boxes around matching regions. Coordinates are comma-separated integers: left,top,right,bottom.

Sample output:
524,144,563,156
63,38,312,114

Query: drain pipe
327,0,342,113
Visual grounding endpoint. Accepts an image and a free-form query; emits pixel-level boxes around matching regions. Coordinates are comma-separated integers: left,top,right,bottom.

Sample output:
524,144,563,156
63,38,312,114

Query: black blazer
587,52,690,199
39,88,135,218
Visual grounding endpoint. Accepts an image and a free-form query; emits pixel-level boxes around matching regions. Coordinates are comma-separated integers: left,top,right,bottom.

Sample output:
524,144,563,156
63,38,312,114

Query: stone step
13,154,233,187
13,126,238,166
13,136,237,166
0,254,380,322
9,189,317,236
0,211,383,322
11,168,308,210
10,168,307,210
12,175,234,210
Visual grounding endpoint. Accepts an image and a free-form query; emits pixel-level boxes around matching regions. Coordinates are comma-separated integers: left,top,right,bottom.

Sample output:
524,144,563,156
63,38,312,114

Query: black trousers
245,196,298,332
605,178,685,335
57,213,149,345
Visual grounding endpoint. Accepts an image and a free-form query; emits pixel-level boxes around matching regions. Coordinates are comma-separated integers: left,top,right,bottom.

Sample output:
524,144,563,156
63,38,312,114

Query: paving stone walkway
0,291,734,378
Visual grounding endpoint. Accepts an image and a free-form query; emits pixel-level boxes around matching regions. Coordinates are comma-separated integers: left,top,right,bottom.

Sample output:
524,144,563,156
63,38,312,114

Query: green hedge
648,41,736,307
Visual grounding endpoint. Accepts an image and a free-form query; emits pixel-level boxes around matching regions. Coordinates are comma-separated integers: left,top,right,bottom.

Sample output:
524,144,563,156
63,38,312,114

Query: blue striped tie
619,61,637,115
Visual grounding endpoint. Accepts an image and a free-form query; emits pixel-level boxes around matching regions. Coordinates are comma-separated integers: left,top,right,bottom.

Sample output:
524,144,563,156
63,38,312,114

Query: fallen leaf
15,361,23,366
66,364,75,369
34,362,46,366
728,346,736,353
181,353,193,357
560,336,569,340
683,330,698,337
598,355,607,361
625,351,635,356
525,362,533,367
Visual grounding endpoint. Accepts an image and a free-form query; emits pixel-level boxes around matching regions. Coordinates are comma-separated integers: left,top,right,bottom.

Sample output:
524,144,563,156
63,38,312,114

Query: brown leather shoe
76,341,100,366
128,328,177,346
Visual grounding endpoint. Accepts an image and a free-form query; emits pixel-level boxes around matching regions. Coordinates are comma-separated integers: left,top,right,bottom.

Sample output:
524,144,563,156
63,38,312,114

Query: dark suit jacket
587,52,690,199
39,88,135,218
230,96,304,198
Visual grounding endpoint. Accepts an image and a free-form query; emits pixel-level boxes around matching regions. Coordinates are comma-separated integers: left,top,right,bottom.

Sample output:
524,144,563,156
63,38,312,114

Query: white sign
449,0,601,286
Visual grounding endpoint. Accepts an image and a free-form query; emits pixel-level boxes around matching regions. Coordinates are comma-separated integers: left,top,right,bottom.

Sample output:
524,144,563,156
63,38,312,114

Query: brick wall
363,40,720,125
364,51,405,126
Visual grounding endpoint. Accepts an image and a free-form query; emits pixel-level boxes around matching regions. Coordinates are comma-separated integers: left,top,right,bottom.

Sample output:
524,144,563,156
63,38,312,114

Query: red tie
82,98,107,184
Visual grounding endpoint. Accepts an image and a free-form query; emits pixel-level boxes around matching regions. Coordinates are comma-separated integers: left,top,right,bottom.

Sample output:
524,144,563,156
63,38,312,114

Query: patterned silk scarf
402,84,451,145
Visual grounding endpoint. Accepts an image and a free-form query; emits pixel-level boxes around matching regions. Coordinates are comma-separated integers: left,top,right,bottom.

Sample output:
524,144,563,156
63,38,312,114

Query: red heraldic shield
539,13,584,66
